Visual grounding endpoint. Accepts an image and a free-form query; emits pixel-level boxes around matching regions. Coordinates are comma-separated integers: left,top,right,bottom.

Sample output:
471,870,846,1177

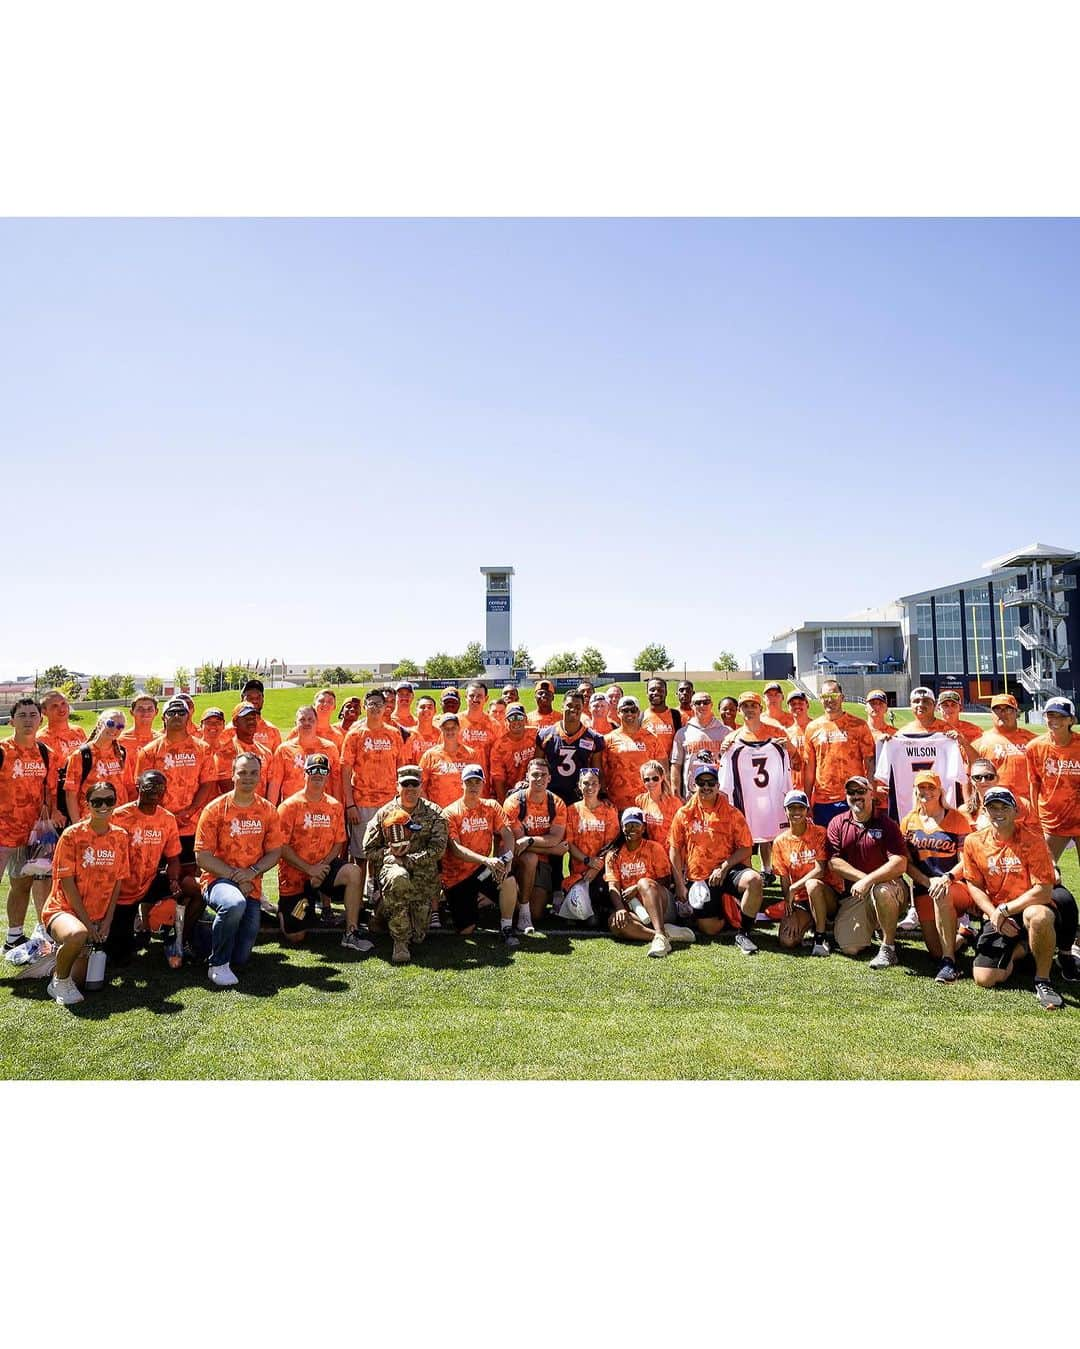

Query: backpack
0,741,50,775
56,742,125,823
514,787,558,833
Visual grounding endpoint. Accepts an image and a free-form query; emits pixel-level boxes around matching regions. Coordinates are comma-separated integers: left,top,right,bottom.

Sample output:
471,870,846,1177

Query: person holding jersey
40,781,129,1007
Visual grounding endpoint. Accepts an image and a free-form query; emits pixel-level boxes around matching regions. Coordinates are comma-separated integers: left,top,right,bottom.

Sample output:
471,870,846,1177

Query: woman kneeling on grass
603,807,694,959
39,781,129,1007
899,770,973,984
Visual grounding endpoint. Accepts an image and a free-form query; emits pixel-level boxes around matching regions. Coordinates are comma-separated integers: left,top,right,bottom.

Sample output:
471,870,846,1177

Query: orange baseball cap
990,694,1018,709
737,690,762,707
912,770,942,790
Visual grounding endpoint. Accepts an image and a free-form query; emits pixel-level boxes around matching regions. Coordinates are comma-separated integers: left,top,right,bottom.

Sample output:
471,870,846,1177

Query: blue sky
3,217,1078,679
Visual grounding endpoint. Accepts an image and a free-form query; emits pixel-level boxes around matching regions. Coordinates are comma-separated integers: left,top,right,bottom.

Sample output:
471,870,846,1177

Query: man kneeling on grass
603,807,694,958
441,763,519,948
962,787,1078,1011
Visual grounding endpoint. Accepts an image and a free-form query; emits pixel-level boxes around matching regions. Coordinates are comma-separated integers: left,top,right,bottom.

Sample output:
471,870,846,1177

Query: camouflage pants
381,861,438,943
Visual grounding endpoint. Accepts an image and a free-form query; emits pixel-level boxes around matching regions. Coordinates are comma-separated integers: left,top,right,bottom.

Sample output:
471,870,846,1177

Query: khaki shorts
0,846,32,882
833,881,906,954
348,806,380,858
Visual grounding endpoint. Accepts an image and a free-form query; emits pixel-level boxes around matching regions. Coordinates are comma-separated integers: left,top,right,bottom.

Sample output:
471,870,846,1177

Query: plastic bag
5,924,55,967
20,812,58,878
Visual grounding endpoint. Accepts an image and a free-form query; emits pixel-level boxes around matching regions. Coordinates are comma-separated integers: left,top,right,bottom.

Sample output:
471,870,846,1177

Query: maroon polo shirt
825,809,905,874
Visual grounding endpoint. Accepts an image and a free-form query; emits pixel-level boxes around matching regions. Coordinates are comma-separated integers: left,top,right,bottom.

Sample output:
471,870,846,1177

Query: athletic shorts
0,846,29,881
348,806,380,858
812,801,849,828
913,880,972,930
691,865,755,921
279,858,351,932
120,869,172,909
974,887,1079,969
444,870,501,930
178,834,197,867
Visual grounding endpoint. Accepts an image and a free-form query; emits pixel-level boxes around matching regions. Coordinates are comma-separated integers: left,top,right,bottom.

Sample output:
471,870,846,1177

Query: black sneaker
501,926,520,950
1057,950,1080,983
3,933,29,951
1034,979,1064,1011
734,932,759,956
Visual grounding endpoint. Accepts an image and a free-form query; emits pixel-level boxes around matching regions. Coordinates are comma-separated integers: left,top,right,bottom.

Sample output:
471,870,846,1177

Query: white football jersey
718,737,791,842
875,731,966,820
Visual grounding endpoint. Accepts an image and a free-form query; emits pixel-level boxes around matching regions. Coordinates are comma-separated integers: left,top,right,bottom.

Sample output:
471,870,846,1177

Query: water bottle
85,944,107,991
629,898,649,923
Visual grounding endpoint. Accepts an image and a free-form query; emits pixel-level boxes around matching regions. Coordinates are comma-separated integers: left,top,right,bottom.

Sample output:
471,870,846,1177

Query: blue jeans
205,882,262,969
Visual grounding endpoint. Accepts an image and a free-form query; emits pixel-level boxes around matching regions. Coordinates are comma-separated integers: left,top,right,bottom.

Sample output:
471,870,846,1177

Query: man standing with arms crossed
801,679,877,828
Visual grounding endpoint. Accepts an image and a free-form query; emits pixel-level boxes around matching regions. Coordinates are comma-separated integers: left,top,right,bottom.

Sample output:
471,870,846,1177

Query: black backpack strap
671,709,682,732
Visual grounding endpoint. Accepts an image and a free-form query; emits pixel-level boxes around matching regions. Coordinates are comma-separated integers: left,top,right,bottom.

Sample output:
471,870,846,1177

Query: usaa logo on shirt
11,759,46,779
987,853,1024,876
131,827,164,847
459,815,490,835
229,818,265,837
81,845,117,867
363,735,395,753
163,751,198,770
302,812,332,830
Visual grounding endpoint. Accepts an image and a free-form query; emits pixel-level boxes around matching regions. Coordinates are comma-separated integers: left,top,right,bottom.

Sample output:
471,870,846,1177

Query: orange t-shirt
949,719,983,744
962,823,1054,904
341,722,405,808
136,734,215,828
63,741,131,819
268,737,342,803
227,710,281,753
641,708,679,762
441,797,511,888
118,726,156,791
602,727,662,813
784,722,809,784
0,739,58,847
276,791,347,895
604,839,671,892
527,709,561,730
971,727,1035,796
194,792,283,899
459,712,500,775
42,819,129,925
419,743,474,808
1026,732,1080,837
771,821,841,889
402,724,441,766
564,799,620,885
391,710,418,732
803,713,876,804
763,710,795,731
111,801,181,903
669,794,753,880
489,730,540,793
503,788,568,839
635,789,684,847
38,724,87,762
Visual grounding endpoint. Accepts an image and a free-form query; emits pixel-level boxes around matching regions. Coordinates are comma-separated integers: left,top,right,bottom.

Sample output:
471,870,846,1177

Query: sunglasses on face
105,719,125,730
88,797,115,808
642,775,661,782
971,773,995,782
306,767,330,777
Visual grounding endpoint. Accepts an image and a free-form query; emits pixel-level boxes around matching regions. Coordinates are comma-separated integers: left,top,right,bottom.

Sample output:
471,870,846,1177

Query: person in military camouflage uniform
362,764,449,965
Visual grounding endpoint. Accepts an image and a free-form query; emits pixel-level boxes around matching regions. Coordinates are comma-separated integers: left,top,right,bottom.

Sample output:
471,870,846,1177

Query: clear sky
4,217,1078,679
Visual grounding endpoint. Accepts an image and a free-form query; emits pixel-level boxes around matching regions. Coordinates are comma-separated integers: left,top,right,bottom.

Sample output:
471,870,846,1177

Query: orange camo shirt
641,708,679,762
604,839,671,891
602,727,662,813
635,789,683,847
669,794,753,880
503,788,567,839
341,723,405,808
276,791,347,895
0,739,58,848
1026,732,1080,837
111,802,181,903
63,741,131,819
459,712,500,775
489,730,540,792
803,713,876,805
419,743,474,809
136,733,215,823
269,737,342,803
402,724,441,765
564,799,619,885
771,822,841,888
195,793,283,899
962,823,1054,905
42,820,129,924
527,709,561,730
441,797,511,888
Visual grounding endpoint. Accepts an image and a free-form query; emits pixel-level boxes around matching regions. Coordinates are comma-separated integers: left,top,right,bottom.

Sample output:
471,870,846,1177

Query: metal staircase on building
1017,668,1064,698
1016,625,1071,664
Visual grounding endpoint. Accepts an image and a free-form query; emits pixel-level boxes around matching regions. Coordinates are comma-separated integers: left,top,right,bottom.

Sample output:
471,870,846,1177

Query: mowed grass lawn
3,679,1073,1079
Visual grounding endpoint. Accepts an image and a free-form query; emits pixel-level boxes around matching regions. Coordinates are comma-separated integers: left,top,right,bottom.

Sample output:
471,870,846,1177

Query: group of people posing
2,672,1079,1012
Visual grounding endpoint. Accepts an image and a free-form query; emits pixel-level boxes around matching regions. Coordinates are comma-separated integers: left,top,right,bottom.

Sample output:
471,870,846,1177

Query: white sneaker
517,904,535,936
811,938,831,957
46,975,83,1006
663,923,696,944
648,933,672,958
868,943,899,970
897,904,921,933
208,963,239,988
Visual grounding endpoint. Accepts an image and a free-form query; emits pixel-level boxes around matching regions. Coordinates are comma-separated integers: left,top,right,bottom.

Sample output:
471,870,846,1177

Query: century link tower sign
480,566,514,680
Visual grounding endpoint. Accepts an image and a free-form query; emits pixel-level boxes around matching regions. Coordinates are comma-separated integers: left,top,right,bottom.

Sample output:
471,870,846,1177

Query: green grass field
3,678,1069,1080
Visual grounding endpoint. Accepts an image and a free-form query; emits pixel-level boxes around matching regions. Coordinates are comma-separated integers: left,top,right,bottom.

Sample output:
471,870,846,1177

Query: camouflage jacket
361,796,449,876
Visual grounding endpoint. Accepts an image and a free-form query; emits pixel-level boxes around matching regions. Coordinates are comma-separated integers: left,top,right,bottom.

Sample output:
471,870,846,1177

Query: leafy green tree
195,663,217,694
456,641,485,677
87,675,113,701
353,669,374,684
513,644,532,670
225,664,248,691
635,643,670,673
117,674,137,700
174,667,190,693
41,665,69,690
426,652,458,679
578,646,606,677
394,658,421,678
143,675,164,697
320,666,354,685
712,651,739,673
545,651,580,675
